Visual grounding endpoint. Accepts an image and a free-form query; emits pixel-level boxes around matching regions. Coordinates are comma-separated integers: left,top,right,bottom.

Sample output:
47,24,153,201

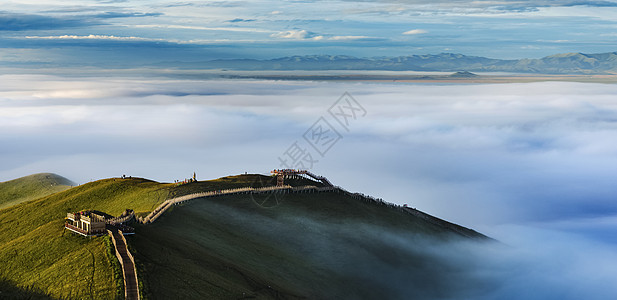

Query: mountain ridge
158,51,617,74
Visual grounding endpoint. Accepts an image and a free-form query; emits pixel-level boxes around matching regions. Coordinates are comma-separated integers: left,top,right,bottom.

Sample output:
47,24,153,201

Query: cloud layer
2,75,616,228
2,75,617,297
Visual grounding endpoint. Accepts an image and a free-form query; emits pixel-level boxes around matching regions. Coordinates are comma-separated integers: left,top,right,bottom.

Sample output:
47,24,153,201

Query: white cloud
328,35,371,40
21,34,267,45
270,32,373,41
24,35,161,41
459,225,617,300
270,30,323,40
403,29,428,35
521,45,541,49
132,24,273,33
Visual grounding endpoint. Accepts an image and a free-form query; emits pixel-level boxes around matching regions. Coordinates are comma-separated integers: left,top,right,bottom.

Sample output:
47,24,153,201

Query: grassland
0,173,74,210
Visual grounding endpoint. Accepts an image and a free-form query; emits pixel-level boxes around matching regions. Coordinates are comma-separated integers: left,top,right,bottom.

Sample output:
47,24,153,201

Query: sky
2,1,617,298
2,0,617,66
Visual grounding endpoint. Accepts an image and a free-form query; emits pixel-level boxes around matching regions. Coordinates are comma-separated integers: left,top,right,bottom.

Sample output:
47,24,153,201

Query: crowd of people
174,172,197,186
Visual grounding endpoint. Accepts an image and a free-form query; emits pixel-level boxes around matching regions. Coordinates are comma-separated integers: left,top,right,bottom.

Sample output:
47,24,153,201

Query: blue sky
2,0,617,66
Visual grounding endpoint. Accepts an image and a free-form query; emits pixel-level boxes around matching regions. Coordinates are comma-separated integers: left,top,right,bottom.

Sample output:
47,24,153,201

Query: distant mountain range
160,52,617,74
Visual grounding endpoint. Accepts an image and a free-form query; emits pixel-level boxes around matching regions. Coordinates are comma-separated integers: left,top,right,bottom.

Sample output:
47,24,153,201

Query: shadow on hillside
131,191,496,299
0,280,54,299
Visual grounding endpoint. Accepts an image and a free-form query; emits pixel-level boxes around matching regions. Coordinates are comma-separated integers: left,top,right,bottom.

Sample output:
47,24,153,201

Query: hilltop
0,172,491,299
0,173,75,210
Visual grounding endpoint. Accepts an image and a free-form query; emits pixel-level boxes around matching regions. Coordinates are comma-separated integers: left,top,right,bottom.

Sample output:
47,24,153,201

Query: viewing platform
65,209,135,236
271,169,333,187
65,211,106,236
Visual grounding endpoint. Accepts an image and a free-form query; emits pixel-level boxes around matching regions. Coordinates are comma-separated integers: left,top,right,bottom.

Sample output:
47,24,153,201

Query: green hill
0,173,490,299
132,191,487,299
0,173,75,210
0,176,172,299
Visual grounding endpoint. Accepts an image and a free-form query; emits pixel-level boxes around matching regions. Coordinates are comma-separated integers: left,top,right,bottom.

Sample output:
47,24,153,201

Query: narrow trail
108,228,140,300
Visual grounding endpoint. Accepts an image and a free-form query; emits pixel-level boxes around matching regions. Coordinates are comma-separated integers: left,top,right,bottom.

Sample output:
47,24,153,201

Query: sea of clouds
1,74,617,298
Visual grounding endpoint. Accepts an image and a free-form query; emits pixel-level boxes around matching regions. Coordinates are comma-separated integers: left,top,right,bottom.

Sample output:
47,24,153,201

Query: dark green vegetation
132,190,488,299
0,173,490,299
0,173,74,210
0,279,53,300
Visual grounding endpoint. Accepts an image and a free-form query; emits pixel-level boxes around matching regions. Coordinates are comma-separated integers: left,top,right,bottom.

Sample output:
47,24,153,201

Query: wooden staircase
108,228,140,300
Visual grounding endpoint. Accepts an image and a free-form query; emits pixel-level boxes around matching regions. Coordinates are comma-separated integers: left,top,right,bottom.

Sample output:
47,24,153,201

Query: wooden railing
108,229,140,300
65,223,88,235
138,185,292,224
138,185,345,224
304,171,334,187
65,222,106,236
107,211,135,225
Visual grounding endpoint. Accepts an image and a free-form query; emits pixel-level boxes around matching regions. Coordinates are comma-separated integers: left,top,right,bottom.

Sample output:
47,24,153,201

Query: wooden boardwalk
108,228,140,300
138,185,342,224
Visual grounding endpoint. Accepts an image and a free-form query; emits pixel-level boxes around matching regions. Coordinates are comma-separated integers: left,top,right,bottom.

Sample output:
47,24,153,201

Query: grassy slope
132,188,488,300
0,173,75,210
0,177,172,299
